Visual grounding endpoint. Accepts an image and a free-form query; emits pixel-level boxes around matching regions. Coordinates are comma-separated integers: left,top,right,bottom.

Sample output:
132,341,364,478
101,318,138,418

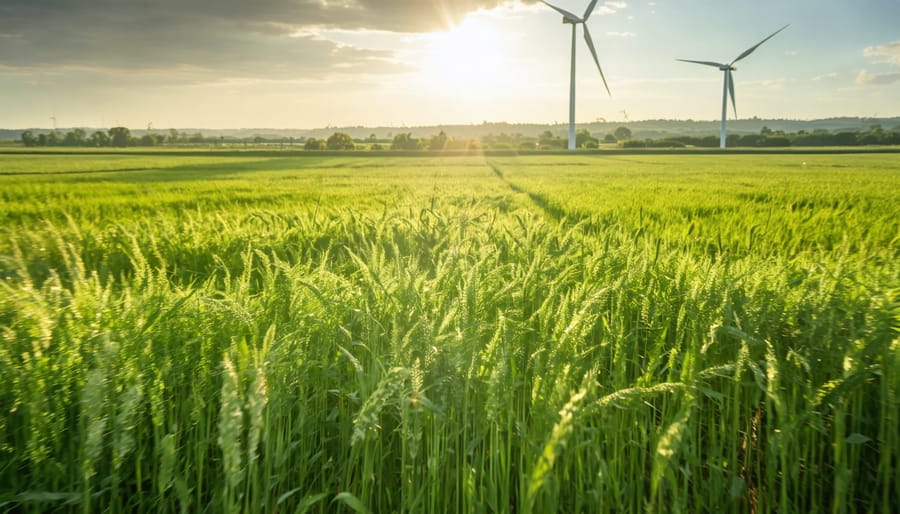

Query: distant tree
108,126,132,147
614,126,632,140
20,131,37,147
46,131,61,146
429,130,449,151
37,133,48,146
761,136,790,147
857,126,886,145
760,126,773,136
88,131,110,147
168,128,179,144
63,129,86,147
391,132,419,150
738,134,765,147
603,134,617,144
833,132,857,146
326,132,355,150
304,138,326,150
538,130,564,148
576,128,598,148
140,134,157,146
698,136,720,147
620,139,646,148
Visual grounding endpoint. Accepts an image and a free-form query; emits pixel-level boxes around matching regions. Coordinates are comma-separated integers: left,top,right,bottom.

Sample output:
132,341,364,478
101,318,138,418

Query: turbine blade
542,0,582,22
583,25,611,96
731,24,789,65
727,70,737,117
677,59,728,68
584,0,600,20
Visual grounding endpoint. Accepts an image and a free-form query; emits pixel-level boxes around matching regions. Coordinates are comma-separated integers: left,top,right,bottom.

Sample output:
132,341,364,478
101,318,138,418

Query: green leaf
276,487,303,505
845,433,871,445
729,477,746,500
297,493,329,513
332,492,371,514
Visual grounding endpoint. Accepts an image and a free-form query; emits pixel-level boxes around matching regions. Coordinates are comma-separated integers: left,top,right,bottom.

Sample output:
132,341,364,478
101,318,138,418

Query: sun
419,16,514,99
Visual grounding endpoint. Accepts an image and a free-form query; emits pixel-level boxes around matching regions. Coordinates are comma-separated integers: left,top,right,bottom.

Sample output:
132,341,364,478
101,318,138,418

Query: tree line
20,125,900,150
302,131,482,151
620,125,900,148
20,128,212,148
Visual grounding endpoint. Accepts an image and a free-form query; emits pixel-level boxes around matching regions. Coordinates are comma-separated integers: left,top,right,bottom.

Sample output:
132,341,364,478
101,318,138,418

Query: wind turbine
542,0,611,150
678,25,788,148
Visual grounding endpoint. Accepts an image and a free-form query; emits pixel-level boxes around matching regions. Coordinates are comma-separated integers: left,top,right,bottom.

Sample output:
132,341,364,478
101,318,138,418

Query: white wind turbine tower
678,25,788,149
542,0,611,150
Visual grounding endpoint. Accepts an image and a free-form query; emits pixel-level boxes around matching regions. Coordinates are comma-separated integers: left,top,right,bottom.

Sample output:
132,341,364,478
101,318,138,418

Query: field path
486,158,570,220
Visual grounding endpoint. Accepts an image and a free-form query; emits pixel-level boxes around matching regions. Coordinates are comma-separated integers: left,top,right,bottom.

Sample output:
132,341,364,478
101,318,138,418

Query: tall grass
0,153,897,512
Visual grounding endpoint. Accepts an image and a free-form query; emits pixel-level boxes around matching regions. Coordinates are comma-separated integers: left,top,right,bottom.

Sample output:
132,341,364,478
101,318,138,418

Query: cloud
0,0,541,83
863,41,900,65
744,78,786,90
811,72,839,81
856,70,900,86
0,1,543,36
855,41,900,86
607,32,637,38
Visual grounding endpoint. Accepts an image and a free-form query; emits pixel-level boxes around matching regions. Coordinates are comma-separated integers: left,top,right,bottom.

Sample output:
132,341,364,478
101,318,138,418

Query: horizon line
4,115,899,133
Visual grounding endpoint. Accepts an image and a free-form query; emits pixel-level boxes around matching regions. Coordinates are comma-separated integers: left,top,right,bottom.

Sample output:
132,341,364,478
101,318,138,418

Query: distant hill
2,117,898,142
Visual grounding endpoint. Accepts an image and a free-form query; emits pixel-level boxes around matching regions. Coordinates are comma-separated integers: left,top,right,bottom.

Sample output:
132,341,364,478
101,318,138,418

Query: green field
1,152,898,513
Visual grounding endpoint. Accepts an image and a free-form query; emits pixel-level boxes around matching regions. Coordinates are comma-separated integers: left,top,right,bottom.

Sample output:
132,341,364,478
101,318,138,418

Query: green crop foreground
0,152,897,513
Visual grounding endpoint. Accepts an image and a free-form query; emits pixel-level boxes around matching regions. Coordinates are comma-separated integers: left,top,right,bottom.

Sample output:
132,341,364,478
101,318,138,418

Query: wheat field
1,152,897,513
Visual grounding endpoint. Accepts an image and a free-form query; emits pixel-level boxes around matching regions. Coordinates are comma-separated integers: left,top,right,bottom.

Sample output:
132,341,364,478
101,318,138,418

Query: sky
1,0,898,129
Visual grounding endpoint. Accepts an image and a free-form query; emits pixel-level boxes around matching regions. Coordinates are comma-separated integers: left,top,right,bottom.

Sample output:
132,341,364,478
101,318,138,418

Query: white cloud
605,2,628,8
863,41,900,65
811,72,839,81
607,31,637,38
856,70,900,85
784,50,799,56
744,78,786,90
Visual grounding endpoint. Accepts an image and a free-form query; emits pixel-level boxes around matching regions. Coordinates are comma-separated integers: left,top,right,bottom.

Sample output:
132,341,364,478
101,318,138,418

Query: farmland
1,152,898,513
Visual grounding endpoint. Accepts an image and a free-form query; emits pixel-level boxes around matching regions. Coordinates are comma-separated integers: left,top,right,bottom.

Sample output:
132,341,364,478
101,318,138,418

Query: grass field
1,152,898,513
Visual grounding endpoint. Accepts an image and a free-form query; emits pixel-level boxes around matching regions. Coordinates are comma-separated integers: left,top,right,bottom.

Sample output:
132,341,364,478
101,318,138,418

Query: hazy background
2,0,898,129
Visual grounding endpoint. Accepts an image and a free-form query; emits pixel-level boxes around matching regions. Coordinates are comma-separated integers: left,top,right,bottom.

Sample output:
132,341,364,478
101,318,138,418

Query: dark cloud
0,0,537,81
